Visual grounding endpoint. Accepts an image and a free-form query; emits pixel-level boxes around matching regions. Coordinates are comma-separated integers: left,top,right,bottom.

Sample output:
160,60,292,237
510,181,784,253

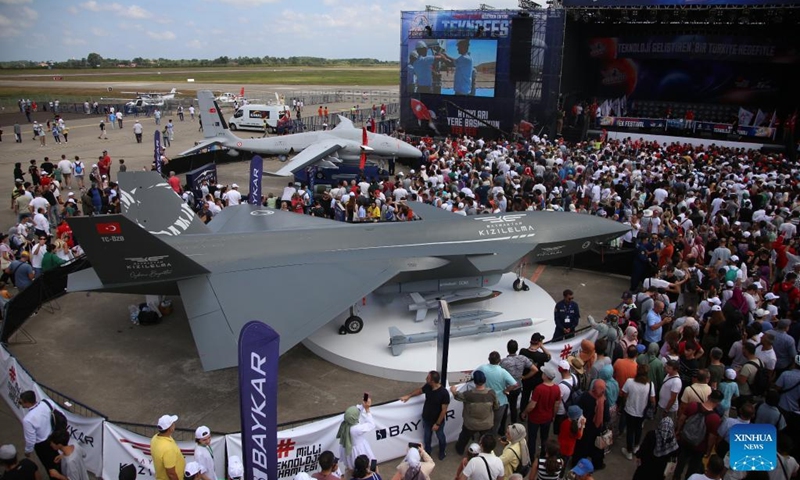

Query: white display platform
601,130,769,150
303,273,556,382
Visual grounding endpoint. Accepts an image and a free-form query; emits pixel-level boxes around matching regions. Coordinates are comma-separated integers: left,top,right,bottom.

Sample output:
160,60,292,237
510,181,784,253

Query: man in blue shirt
412,41,434,94
5,252,35,290
452,39,474,96
644,300,672,344
553,289,580,340
475,351,517,435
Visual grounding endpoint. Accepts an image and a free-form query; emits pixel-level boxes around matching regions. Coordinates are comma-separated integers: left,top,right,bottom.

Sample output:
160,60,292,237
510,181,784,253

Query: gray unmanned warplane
65,171,629,371
179,90,421,176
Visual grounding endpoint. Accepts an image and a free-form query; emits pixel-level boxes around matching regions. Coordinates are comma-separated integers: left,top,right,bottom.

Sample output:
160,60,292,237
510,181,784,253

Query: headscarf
728,287,749,316
403,448,422,480
579,339,596,371
654,417,679,458
589,379,606,428
336,406,360,455
598,364,619,407
646,342,660,362
506,423,531,469
621,326,638,350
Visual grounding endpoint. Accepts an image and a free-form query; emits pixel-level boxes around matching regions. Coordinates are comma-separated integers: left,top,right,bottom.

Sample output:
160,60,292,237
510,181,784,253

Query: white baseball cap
0,445,16,460
711,305,722,312
185,462,205,477
765,292,779,301
558,359,571,371
755,309,769,318
708,297,721,305
228,455,244,478
157,414,178,430
194,426,210,440
231,183,239,189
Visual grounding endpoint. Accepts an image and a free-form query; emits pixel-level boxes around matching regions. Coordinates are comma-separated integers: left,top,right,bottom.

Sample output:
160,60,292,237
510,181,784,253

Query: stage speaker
510,16,534,82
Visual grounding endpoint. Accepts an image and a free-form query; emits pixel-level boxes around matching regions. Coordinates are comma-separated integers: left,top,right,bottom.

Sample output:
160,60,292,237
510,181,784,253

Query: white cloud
146,30,176,41
218,0,280,6
67,5,78,14
186,39,204,49
63,37,87,46
0,0,32,4
19,5,36,20
91,27,107,37
0,5,37,37
80,1,152,19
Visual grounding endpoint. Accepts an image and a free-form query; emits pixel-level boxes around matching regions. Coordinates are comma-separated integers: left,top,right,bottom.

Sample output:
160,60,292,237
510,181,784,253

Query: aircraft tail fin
197,90,233,139
117,171,210,236
388,326,407,356
66,215,209,288
170,88,176,94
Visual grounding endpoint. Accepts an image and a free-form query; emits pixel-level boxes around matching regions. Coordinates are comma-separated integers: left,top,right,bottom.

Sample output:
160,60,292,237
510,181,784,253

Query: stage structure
399,8,566,139
558,0,799,150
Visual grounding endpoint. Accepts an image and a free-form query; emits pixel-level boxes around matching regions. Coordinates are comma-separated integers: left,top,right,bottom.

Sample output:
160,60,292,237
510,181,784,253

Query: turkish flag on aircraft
95,222,121,235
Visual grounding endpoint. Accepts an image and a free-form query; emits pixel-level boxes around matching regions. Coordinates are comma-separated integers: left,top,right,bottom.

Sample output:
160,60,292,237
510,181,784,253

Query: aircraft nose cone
399,140,422,159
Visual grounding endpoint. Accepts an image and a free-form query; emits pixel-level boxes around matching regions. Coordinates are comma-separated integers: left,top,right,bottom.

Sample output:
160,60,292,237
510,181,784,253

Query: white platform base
303,273,556,382
602,130,770,150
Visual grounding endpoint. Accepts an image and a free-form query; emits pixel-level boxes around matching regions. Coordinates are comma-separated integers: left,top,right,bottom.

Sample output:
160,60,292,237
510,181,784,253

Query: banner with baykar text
239,321,280,480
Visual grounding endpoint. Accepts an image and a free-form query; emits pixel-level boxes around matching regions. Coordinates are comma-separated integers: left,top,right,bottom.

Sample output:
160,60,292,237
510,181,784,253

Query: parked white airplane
180,90,420,176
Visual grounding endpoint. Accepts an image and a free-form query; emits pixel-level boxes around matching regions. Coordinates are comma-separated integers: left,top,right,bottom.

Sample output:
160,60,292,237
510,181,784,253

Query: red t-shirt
558,417,583,456
167,176,181,193
529,383,561,424
681,402,721,452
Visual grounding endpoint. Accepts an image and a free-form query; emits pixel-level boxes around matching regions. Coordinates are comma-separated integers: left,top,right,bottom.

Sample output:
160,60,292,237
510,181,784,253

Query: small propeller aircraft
101,88,179,108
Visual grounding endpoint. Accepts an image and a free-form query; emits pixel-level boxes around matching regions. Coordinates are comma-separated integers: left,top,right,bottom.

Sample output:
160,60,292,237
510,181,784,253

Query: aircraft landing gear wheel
344,316,363,334
338,326,348,335
513,279,529,291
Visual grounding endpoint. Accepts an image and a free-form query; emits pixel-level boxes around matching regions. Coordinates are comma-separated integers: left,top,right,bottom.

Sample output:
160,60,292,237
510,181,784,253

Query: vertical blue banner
248,155,263,205
154,130,162,174
239,321,279,480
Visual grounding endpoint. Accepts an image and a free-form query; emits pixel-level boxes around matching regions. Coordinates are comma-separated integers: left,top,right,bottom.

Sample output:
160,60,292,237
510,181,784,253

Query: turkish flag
95,222,121,235
208,108,216,114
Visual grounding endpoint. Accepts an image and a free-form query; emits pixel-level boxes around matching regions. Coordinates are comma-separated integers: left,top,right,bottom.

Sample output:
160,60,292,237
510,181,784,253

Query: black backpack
561,374,584,408
683,268,700,293
44,400,69,433
745,359,769,397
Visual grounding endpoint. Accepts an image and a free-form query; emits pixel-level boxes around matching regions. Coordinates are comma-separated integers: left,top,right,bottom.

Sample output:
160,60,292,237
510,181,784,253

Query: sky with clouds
0,0,529,62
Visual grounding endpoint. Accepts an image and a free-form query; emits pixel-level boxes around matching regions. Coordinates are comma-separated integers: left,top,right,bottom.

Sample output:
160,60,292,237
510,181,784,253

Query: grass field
0,66,400,86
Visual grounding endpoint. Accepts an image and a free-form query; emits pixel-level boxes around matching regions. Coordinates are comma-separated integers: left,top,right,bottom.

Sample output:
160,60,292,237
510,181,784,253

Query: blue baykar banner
239,321,280,480
400,10,516,138
154,130,162,174
248,155,263,205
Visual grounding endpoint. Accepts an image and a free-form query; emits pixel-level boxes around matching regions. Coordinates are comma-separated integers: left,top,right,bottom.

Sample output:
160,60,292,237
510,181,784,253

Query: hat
725,368,737,380
568,356,585,374
531,332,545,343
755,309,769,318
636,344,646,354
231,183,239,189
778,319,792,330
541,365,558,380
731,255,739,262
567,405,583,421
558,359,571,371
621,291,633,300
228,456,244,478
194,426,210,440
765,292,779,301
711,305,722,312
726,281,734,288
67,192,74,196
157,414,178,430
0,445,16,460
571,458,594,476
468,443,481,455
708,297,722,305
472,370,487,385
185,462,204,478
643,209,653,218
709,390,724,402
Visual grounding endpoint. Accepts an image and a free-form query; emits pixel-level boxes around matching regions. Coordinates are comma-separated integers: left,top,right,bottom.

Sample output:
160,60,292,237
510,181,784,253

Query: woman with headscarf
337,398,376,473
632,417,679,480
638,342,665,394
573,379,610,471
390,446,435,480
597,365,619,438
499,423,530,479
620,326,638,351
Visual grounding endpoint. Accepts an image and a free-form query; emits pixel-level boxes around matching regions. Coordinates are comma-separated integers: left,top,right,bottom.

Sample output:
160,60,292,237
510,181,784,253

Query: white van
228,104,291,133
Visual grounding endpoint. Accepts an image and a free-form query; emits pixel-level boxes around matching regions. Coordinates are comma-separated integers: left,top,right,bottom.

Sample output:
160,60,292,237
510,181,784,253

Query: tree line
0,53,398,69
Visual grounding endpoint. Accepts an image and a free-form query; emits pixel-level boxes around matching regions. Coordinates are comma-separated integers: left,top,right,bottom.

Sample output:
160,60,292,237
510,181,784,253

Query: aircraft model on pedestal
65,171,630,372
179,90,421,176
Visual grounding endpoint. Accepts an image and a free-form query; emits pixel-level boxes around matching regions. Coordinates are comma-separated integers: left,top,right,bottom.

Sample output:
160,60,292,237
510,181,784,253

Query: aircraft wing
206,204,350,234
178,256,449,371
268,138,349,177
179,138,225,156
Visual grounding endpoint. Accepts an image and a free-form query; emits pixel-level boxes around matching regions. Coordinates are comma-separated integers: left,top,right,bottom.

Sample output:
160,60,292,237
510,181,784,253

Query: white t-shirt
58,159,73,174
556,375,576,416
687,474,715,480
770,455,799,480
756,346,778,371
463,453,504,480
622,379,654,417
658,375,682,411
224,189,242,206
194,445,215,480
31,243,45,269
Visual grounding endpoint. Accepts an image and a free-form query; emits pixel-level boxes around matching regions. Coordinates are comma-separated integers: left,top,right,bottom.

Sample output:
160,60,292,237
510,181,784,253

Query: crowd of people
5,124,800,480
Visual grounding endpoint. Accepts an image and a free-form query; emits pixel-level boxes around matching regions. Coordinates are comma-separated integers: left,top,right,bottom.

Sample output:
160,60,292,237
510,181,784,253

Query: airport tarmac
0,102,639,480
